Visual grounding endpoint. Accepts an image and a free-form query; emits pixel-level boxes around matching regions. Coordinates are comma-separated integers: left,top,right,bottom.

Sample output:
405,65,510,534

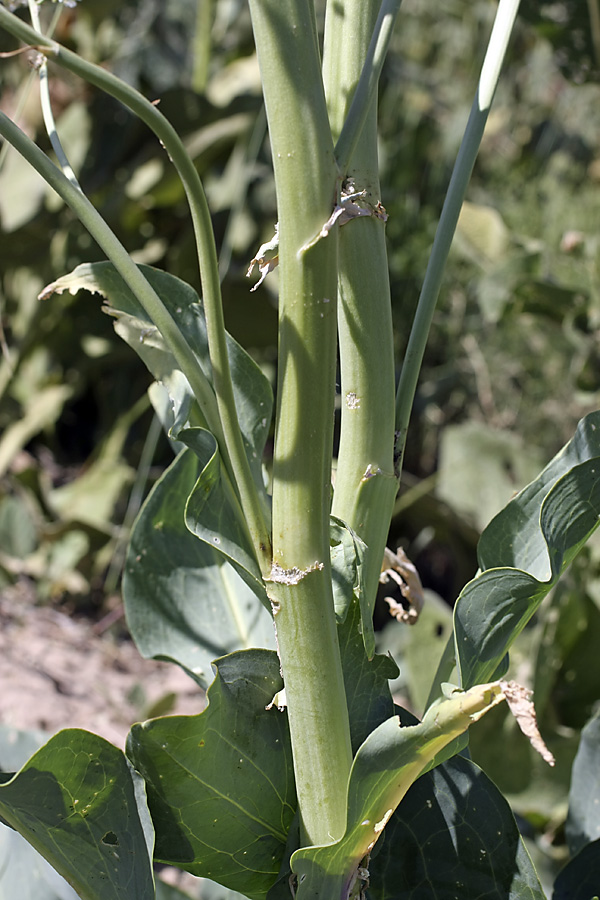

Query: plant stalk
247,0,353,847
323,0,399,616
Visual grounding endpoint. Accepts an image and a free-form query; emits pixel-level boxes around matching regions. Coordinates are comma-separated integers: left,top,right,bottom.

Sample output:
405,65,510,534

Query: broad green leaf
338,596,398,753
456,411,600,689
329,517,376,658
330,517,366,625
291,683,506,898
0,726,80,900
123,448,274,688
455,571,547,690
42,262,273,497
46,262,272,604
180,427,268,601
552,839,600,900
566,711,600,856
126,650,295,900
368,755,546,900
0,729,154,900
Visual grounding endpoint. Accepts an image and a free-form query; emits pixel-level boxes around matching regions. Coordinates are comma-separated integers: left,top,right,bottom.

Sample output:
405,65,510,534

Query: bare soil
0,580,210,895
0,579,204,749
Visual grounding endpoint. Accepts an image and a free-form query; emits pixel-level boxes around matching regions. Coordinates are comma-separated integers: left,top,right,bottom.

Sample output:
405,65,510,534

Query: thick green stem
0,4,271,577
247,0,352,847
323,0,398,616
394,0,521,474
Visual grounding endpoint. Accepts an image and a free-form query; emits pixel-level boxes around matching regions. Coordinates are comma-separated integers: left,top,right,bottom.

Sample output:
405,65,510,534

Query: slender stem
394,0,521,474
247,0,352,847
27,0,80,188
323,0,399,617
0,111,221,443
0,4,272,576
333,0,403,175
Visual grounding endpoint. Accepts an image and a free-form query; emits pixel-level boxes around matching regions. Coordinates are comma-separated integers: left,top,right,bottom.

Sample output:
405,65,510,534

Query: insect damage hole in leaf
101,831,119,846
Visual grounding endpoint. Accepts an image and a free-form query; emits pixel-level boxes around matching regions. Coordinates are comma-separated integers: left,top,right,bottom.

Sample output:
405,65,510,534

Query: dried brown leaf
380,546,424,625
500,680,555,766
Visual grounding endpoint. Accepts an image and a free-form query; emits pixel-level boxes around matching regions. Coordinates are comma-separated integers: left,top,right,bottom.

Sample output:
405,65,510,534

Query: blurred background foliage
1,0,600,893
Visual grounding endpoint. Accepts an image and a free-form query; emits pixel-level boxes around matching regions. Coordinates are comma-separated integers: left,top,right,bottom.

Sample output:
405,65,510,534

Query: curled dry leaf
380,546,424,625
500,680,555,766
246,224,279,292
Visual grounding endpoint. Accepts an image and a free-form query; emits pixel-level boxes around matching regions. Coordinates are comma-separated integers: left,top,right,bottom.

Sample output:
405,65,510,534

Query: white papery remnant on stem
268,561,325,585
300,181,388,254
246,184,388,290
